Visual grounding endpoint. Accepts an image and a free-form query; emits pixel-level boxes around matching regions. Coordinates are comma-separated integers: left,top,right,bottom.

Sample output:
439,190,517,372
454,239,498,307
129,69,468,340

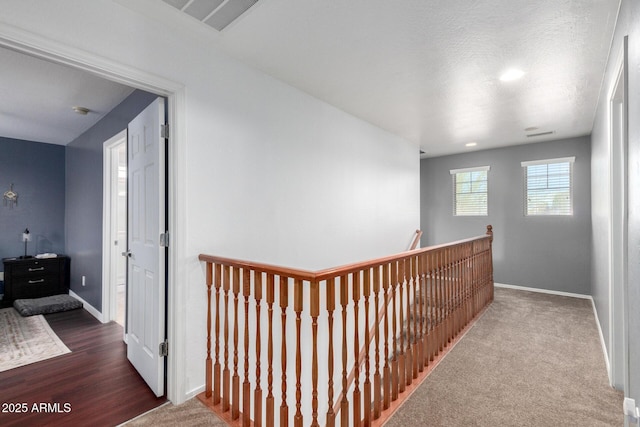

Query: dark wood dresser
2,256,70,304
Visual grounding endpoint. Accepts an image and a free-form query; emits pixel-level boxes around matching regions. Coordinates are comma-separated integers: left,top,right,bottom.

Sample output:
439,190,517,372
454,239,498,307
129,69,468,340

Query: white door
126,97,167,397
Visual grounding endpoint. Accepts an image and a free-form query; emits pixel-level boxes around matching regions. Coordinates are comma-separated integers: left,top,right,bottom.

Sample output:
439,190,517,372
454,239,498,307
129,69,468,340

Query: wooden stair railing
198,225,494,427
332,229,423,418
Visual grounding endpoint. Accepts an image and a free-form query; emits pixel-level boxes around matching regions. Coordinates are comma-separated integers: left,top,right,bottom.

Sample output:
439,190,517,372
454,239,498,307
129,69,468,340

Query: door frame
0,26,188,404
101,129,128,331
608,37,629,393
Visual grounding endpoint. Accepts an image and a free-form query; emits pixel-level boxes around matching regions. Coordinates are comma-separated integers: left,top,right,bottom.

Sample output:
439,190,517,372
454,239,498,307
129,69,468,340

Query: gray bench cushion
13,294,82,317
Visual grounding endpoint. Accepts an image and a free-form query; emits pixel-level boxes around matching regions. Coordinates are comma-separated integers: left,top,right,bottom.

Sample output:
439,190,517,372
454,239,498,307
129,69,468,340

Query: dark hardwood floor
0,308,166,427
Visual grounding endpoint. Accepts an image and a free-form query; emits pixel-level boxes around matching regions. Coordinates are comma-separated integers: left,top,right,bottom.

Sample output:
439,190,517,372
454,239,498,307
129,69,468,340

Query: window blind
521,157,574,216
450,166,489,216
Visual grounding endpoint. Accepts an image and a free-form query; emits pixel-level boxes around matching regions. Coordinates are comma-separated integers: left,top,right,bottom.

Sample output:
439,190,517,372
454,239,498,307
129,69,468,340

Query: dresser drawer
9,259,61,277
12,275,61,299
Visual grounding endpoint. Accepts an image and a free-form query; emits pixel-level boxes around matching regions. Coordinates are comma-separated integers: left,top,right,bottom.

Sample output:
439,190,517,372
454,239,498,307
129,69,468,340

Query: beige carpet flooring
122,399,225,426
125,287,623,426
385,287,623,427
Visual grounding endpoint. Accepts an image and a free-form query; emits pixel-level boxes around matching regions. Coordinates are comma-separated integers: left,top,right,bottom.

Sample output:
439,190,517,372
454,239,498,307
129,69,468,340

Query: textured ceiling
147,0,620,157
0,46,134,145
1,0,621,156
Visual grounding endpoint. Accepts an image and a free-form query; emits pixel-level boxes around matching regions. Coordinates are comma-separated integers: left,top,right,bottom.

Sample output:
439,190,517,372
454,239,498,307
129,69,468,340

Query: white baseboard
69,289,104,323
186,384,205,400
494,282,611,382
494,282,590,299
590,297,611,383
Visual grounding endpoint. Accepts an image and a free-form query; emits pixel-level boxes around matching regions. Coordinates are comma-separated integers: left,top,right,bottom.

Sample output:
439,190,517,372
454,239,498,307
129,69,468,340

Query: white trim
450,165,490,175
186,385,206,400
69,290,104,323
494,282,590,299
0,22,180,96
607,38,629,393
591,296,612,383
101,130,127,325
520,156,575,167
0,25,187,405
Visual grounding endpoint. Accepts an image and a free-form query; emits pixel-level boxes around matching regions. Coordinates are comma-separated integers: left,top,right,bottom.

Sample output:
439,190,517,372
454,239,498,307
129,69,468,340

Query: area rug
0,307,70,372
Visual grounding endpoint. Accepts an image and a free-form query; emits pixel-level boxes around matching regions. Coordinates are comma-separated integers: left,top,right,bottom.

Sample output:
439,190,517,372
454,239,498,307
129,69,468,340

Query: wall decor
3,183,18,208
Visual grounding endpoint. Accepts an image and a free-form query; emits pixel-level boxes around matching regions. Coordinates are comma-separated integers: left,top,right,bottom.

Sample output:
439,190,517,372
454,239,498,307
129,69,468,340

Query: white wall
0,0,419,403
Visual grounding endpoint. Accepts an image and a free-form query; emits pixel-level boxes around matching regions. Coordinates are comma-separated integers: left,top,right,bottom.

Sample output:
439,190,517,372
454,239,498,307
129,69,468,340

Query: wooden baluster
412,256,419,379
420,255,426,363
326,278,336,427
353,272,361,427
373,266,381,420
457,245,463,333
462,246,467,326
398,260,405,394
425,253,431,363
280,276,289,427
452,247,457,336
255,272,263,427
214,264,222,404
442,249,448,349
448,248,454,344
445,249,450,345
243,270,251,427
405,258,413,387
451,247,457,337
382,264,391,410
461,245,466,329
340,274,349,427
294,279,304,427
206,262,213,399
266,274,275,427
436,250,443,354
363,269,371,427
223,265,231,413
310,280,320,427
427,252,433,361
454,248,458,336
390,262,399,401
233,268,241,420
462,244,471,326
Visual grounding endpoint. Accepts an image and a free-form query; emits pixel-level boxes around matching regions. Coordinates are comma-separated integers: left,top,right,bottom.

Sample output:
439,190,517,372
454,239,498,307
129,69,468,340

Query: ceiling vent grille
163,0,260,31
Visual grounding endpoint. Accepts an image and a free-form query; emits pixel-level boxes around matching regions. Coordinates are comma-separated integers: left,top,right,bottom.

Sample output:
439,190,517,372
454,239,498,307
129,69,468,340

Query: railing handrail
198,228,492,283
408,229,422,250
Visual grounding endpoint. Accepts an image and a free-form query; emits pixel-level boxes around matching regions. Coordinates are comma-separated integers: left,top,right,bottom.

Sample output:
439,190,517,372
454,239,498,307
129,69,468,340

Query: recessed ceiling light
72,106,91,115
499,68,525,82
465,142,477,147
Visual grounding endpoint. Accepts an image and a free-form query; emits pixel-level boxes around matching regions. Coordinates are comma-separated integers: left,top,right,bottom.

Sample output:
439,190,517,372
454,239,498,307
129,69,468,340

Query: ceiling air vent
163,0,260,31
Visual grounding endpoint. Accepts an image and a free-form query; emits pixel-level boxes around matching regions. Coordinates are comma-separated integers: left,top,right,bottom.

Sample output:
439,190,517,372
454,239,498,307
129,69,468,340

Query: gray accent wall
65,90,157,309
0,137,65,263
592,0,640,401
421,136,591,295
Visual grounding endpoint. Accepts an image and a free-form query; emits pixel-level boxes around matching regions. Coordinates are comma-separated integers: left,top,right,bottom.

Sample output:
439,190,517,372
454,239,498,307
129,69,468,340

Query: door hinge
160,232,169,247
159,340,168,357
161,124,169,139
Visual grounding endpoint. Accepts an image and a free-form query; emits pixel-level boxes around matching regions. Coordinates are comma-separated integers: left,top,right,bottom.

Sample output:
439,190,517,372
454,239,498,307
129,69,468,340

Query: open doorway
0,28,185,404
103,130,128,330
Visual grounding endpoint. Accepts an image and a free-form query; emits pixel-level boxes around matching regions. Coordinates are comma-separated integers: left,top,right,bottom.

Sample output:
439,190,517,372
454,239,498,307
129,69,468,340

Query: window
521,157,574,216
450,166,489,216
